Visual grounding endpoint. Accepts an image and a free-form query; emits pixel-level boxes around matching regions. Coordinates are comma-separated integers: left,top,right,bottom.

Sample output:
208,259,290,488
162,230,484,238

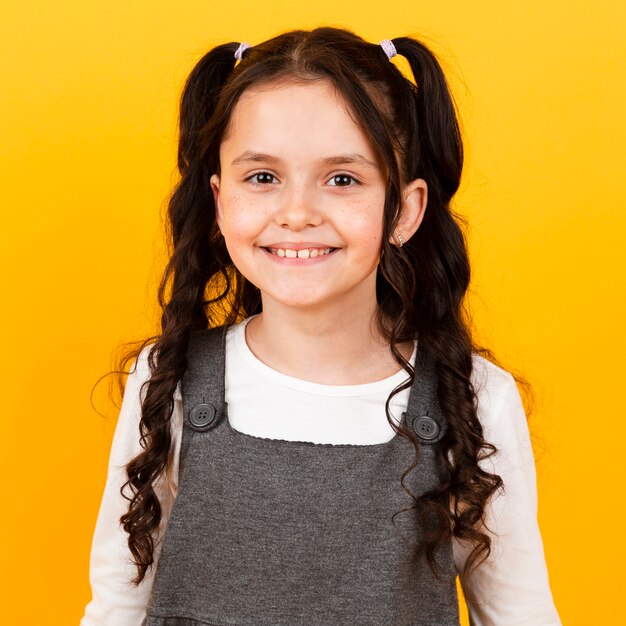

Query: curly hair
100,26,533,604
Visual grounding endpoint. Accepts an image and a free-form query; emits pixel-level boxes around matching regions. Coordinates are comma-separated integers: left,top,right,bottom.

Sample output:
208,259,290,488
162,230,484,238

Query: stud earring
394,233,404,247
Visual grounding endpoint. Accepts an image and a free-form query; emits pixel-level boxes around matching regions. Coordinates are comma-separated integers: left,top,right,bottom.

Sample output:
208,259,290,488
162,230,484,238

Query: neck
244,297,412,385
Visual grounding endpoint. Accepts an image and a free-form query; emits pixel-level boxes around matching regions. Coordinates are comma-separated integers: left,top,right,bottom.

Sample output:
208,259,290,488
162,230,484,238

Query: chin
265,291,333,310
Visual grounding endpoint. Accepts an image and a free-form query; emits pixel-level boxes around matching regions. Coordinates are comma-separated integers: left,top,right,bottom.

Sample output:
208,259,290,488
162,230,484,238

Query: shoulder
127,343,160,401
470,353,517,404
469,353,526,442
127,343,186,406
121,344,154,403
132,343,155,378
132,325,235,406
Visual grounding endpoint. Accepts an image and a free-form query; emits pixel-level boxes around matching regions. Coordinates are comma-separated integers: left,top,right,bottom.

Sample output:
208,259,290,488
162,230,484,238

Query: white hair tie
234,42,251,61
379,39,397,61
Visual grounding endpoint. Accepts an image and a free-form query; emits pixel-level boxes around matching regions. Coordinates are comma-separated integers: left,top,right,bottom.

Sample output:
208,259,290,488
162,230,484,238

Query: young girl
81,27,561,625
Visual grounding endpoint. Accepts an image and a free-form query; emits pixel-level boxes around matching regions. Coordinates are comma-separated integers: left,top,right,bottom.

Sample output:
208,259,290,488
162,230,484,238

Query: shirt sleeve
80,347,182,626
453,360,561,625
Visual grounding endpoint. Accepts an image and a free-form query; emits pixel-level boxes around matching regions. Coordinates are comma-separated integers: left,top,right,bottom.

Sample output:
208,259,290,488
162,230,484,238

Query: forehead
220,79,378,164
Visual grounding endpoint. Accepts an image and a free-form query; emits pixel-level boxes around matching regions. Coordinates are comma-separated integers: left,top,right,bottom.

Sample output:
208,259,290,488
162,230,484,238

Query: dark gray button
412,415,440,441
189,403,217,431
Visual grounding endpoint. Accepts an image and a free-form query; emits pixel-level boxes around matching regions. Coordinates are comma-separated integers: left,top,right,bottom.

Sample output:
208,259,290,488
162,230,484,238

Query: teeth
268,247,334,257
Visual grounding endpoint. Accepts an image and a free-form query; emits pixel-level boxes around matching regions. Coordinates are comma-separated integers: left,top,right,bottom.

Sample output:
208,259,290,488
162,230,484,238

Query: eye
246,172,278,186
327,174,360,187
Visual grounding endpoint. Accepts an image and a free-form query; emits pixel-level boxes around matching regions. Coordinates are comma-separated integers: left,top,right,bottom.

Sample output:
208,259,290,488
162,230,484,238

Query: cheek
219,192,264,237
336,197,385,251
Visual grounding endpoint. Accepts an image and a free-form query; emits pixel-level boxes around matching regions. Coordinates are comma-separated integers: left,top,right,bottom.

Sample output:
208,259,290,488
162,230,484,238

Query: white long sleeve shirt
81,316,561,625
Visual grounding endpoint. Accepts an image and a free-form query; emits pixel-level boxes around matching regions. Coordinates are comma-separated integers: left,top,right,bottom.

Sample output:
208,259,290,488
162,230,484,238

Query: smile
265,247,336,258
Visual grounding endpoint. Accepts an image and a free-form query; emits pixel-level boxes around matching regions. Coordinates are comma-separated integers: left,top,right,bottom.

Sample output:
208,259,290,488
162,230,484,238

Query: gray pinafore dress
142,325,460,625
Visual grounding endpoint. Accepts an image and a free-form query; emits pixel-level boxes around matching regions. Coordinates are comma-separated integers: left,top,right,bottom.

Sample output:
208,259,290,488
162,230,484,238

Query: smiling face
210,79,401,316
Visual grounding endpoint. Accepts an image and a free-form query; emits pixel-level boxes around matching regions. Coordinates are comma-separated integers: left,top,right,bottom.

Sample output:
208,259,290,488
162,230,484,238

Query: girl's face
210,80,405,315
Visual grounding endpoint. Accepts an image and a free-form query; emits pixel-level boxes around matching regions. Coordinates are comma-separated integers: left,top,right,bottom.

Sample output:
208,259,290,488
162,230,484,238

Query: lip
260,242,338,250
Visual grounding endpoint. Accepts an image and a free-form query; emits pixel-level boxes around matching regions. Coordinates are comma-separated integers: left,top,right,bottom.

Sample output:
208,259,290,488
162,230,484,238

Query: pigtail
393,37,463,205
119,42,243,587
388,37,504,591
178,42,240,173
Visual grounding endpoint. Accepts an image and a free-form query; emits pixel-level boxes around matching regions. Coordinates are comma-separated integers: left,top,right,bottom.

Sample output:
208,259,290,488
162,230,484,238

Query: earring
394,233,404,247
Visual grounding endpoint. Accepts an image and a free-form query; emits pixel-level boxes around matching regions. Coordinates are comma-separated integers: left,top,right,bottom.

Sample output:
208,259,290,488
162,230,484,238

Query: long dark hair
103,26,532,600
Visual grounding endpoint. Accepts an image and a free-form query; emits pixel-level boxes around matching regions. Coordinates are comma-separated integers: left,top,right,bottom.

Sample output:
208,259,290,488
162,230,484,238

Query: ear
210,173,222,228
388,178,428,246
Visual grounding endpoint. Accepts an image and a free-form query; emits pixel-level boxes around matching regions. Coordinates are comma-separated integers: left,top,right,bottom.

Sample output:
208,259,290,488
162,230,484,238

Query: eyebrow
231,151,379,169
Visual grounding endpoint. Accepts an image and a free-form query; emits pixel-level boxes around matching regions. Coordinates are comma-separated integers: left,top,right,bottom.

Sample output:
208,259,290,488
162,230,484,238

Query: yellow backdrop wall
1,1,624,624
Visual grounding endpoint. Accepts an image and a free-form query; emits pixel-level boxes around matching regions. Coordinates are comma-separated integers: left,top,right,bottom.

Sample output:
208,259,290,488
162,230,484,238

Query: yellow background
1,1,624,624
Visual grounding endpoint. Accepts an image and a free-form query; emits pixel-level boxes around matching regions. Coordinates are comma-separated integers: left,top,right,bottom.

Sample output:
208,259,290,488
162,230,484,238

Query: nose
274,183,322,231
